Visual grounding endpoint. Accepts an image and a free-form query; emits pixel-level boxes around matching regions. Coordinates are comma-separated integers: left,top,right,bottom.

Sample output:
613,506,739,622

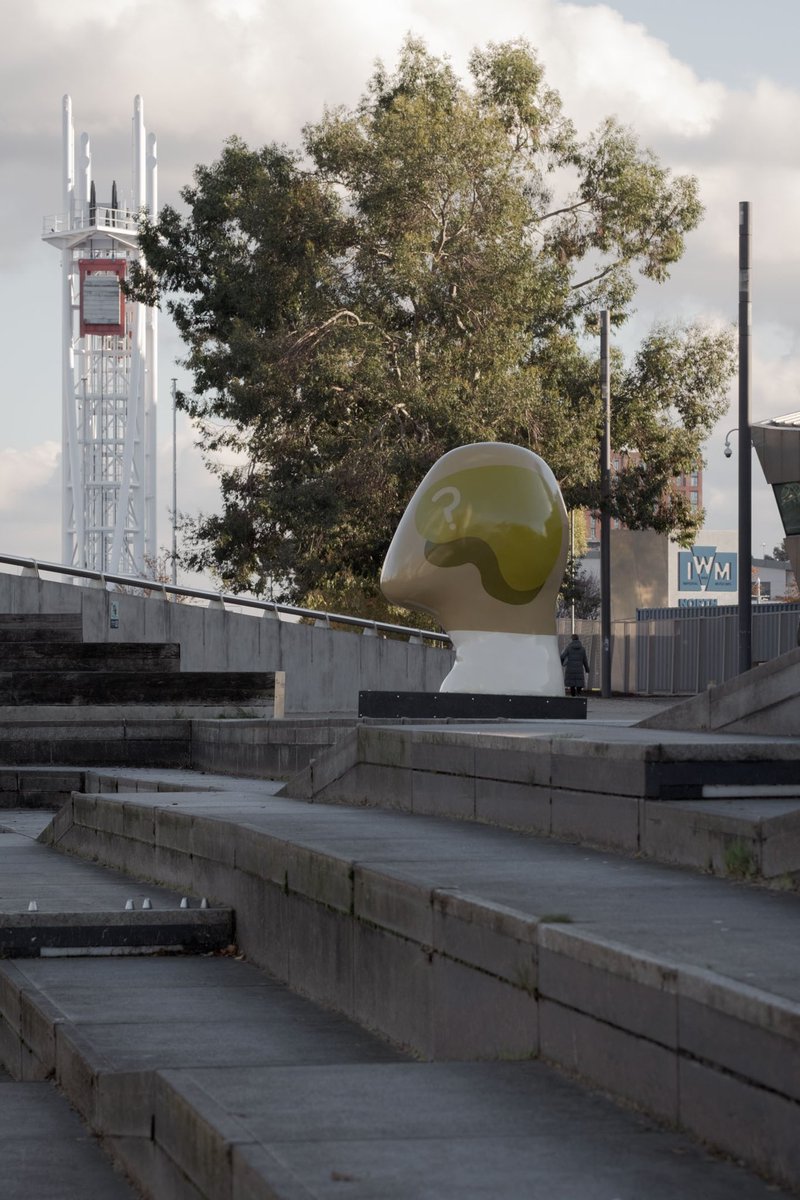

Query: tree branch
283,310,372,360
538,199,590,222
569,262,619,292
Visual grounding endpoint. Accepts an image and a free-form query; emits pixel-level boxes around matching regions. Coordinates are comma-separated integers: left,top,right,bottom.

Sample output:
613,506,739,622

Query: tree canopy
130,37,735,612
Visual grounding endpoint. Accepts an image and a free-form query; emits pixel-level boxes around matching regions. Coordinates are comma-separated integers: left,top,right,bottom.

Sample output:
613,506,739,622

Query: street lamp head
724,442,733,458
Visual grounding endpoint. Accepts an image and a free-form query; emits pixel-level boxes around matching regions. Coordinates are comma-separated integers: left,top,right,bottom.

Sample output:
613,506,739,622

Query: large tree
130,38,734,610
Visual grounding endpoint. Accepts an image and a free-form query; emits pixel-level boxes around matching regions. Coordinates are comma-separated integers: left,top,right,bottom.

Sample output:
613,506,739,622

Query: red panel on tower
79,259,126,336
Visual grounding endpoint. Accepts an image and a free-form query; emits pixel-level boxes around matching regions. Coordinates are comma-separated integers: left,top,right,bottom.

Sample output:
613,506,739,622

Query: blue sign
678,545,737,593
678,598,718,608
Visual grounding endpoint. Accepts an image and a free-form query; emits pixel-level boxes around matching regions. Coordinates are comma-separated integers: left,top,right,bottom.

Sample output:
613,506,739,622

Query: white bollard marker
124,899,134,911
142,898,152,910
180,897,189,909
200,897,209,909
28,900,38,912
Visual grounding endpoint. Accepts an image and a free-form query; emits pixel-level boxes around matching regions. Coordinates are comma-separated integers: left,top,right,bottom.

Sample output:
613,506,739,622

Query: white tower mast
43,96,157,577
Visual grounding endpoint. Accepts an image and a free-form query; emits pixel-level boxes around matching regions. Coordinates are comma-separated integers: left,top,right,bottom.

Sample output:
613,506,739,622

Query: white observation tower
43,96,157,576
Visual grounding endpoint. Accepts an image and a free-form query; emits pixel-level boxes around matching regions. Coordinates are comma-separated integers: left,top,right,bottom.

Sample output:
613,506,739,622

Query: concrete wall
0,571,453,714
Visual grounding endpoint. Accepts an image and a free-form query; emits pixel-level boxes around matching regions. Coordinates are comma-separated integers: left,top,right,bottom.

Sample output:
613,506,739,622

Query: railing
0,552,452,647
43,208,139,236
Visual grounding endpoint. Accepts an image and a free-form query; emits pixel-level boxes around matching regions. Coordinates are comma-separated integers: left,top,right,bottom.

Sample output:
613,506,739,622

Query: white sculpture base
439,630,565,697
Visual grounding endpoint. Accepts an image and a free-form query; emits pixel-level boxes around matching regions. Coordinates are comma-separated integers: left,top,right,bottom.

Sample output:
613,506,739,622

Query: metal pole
569,510,576,635
171,377,178,586
600,309,612,698
738,202,752,673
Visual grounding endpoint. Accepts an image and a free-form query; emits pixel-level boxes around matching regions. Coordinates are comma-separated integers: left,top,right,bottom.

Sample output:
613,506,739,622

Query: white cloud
0,442,61,560
0,443,60,513
539,2,725,138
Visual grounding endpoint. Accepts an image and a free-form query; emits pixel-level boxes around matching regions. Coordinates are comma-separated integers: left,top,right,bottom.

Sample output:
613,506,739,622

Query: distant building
578,529,796,620
584,454,702,546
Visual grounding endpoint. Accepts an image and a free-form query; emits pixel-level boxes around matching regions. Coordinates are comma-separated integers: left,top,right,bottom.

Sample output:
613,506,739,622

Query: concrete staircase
0,613,284,767
0,612,280,711
10,758,794,1196
280,721,800,883
0,953,784,1200
0,602,798,1196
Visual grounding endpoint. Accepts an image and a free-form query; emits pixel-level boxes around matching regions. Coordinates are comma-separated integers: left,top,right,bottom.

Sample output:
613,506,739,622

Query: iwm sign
674,541,737,608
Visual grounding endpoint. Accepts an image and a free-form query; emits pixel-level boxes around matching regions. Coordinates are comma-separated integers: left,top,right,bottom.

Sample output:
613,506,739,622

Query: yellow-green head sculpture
381,442,568,636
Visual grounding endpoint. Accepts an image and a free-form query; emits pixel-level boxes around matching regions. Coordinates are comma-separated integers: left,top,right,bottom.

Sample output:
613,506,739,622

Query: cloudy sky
2,0,799,585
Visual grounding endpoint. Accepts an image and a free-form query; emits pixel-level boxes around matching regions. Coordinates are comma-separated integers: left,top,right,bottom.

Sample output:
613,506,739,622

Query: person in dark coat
561,633,589,696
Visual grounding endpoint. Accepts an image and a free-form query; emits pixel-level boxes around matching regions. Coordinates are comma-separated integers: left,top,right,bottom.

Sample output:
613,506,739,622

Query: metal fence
634,603,800,694
559,604,800,695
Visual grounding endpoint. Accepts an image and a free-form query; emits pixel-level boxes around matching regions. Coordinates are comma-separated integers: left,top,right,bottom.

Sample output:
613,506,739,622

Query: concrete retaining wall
0,571,453,715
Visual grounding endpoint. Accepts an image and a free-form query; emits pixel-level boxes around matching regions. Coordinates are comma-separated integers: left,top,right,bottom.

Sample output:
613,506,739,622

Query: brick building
584,454,702,546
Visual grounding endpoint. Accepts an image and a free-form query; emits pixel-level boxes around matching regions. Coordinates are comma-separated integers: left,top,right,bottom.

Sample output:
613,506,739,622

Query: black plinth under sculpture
359,690,586,720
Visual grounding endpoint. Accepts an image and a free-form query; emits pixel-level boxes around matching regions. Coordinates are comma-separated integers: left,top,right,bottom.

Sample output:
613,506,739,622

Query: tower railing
43,208,139,237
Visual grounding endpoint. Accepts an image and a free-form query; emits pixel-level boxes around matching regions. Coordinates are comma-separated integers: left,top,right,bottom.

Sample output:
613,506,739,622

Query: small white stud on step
142,898,152,910
180,897,189,909
124,899,134,911
27,900,38,912
200,897,209,909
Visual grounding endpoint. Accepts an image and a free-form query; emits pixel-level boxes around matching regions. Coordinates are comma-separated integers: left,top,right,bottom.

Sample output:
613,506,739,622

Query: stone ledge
280,728,800,880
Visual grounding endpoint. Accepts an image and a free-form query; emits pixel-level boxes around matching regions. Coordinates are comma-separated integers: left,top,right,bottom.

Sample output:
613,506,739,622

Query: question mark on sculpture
432,486,461,531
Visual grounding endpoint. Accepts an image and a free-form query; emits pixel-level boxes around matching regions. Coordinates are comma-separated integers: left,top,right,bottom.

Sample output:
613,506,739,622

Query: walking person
561,633,589,696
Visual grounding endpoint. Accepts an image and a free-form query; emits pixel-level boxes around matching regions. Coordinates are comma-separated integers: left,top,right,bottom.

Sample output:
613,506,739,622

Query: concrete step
0,830,232,957
0,954,787,1200
0,768,88,809
0,614,83,643
0,1079,138,1198
0,669,279,707
0,718,193,768
0,767,276,810
38,776,800,1192
0,809,55,837
280,722,800,881
0,641,181,672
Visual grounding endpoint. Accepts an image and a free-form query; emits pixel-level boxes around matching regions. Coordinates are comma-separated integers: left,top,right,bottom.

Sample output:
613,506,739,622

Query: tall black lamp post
738,202,752,674
600,309,612,698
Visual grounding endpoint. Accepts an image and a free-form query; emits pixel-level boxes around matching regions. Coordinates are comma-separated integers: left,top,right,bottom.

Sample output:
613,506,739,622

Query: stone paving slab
0,1079,139,1198
0,833,211,914
162,1061,787,1200
0,809,57,837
